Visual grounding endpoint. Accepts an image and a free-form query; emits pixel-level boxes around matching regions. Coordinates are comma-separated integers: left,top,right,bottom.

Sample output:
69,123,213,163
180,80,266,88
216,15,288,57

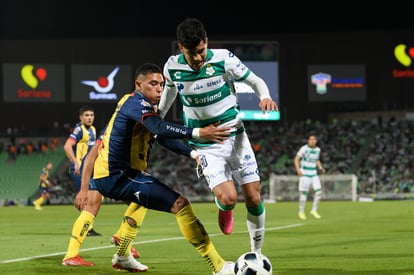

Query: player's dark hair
176,17,207,49
134,63,162,80
79,105,94,115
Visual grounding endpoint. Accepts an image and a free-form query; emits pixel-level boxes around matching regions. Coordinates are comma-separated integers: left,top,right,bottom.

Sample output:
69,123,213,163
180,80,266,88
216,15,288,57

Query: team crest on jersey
206,64,215,76
73,127,81,135
140,100,151,107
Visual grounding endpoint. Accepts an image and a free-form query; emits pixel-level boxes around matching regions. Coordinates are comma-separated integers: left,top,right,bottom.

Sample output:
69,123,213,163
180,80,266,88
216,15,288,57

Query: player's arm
63,138,80,175
74,141,99,210
294,155,303,176
158,84,178,119
316,160,326,174
143,115,231,144
155,136,197,159
244,72,278,113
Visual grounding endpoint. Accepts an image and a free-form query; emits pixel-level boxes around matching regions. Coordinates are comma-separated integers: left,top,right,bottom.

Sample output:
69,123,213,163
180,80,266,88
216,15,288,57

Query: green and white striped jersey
296,144,321,177
163,48,249,146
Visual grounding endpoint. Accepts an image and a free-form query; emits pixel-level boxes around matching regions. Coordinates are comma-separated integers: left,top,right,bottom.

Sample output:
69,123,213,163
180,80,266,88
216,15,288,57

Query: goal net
268,174,358,202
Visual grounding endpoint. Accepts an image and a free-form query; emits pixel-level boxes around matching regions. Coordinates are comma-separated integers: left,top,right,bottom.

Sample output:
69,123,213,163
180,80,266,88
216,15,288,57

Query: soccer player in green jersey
294,133,326,220
159,17,278,255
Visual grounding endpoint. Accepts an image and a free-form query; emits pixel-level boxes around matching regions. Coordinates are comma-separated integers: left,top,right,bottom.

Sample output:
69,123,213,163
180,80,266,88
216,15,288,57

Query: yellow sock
176,204,225,273
63,210,95,260
34,197,44,206
114,202,141,238
117,205,147,257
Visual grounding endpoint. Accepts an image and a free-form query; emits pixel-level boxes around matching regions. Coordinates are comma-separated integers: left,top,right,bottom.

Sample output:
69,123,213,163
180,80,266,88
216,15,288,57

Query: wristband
192,128,200,138
190,150,198,159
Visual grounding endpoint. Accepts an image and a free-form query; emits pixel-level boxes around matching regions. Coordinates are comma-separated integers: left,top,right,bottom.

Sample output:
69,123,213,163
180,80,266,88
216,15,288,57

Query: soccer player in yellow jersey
75,63,234,274
62,106,139,267
33,161,53,210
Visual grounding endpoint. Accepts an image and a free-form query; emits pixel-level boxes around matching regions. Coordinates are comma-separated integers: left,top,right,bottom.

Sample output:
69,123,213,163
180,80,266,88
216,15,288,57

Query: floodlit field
0,201,413,274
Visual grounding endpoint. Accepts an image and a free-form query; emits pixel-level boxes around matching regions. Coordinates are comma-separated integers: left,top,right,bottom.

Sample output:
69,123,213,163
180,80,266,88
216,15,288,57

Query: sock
176,204,225,273
299,192,307,212
114,203,140,239
117,205,147,257
214,196,235,211
35,197,44,206
63,210,95,260
312,189,322,211
246,202,265,253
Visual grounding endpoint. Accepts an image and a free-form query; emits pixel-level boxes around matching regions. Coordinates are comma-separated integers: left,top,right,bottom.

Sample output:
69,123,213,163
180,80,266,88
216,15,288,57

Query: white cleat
111,254,148,272
213,261,235,275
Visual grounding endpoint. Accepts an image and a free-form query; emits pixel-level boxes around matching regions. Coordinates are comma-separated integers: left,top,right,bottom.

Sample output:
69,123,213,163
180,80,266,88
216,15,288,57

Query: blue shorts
92,170,180,213
39,183,49,194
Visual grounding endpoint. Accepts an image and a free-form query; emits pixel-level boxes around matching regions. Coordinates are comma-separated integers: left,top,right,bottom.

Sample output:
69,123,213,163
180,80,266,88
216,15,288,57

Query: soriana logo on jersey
2,63,65,102
71,64,132,102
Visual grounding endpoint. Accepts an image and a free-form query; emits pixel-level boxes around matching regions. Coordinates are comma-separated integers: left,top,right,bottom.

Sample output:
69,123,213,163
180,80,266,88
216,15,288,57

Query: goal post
268,173,358,202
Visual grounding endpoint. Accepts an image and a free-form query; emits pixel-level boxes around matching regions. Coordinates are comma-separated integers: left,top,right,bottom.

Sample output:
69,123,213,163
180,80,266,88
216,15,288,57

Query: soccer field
0,201,413,274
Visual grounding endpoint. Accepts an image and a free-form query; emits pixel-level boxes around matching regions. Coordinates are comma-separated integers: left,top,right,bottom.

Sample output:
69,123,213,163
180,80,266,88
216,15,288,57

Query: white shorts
196,131,260,190
299,176,321,192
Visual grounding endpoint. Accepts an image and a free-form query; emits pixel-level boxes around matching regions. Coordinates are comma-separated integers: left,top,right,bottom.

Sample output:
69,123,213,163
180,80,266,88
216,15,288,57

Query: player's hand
194,156,204,179
259,98,278,113
198,122,231,144
74,190,88,211
74,162,81,176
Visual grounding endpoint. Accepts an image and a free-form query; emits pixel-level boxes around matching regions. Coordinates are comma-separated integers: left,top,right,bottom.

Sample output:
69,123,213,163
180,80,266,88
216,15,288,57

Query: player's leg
310,176,322,219
34,188,47,210
240,181,265,254
299,177,310,219
94,174,148,272
111,205,148,272
111,202,141,258
70,171,102,237
233,131,265,253
125,172,233,274
213,181,237,235
174,196,234,274
197,141,237,235
62,189,102,266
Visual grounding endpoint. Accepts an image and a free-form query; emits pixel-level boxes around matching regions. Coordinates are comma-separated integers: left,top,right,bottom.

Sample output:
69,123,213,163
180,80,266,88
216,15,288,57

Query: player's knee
217,194,237,207
171,196,190,214
244,192,261,206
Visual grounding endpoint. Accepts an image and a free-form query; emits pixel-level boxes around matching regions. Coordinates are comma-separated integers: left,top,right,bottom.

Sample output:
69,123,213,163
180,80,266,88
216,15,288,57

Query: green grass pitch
0,200,413,274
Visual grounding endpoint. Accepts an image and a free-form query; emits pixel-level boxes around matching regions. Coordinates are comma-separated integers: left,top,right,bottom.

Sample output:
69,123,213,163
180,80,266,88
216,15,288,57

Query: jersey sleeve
224,50,251,81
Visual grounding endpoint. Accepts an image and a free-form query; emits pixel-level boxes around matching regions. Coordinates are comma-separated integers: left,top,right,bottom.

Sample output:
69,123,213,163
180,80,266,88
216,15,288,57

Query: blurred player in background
75,63,234,274
63,105,101,236
294,133,325,220
62,105,140,267
33,161,53,210
158,17,278,255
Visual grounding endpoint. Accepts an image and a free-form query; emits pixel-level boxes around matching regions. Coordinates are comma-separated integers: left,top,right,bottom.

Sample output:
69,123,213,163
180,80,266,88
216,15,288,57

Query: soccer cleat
310,210,321,219
87,228,102,236
34,205,43,210
111,235,140,258
213,261,235,275
298,211,306,220
218,209,234,235
62,255,95,266
111,254,148,272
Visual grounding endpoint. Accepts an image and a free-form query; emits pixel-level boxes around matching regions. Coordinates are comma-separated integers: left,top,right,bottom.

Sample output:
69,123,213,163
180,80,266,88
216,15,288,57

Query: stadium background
1,2,414,204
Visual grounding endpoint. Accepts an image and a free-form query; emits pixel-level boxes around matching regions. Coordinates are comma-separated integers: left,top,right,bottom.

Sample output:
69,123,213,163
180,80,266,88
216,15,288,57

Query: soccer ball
234,251,273,275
